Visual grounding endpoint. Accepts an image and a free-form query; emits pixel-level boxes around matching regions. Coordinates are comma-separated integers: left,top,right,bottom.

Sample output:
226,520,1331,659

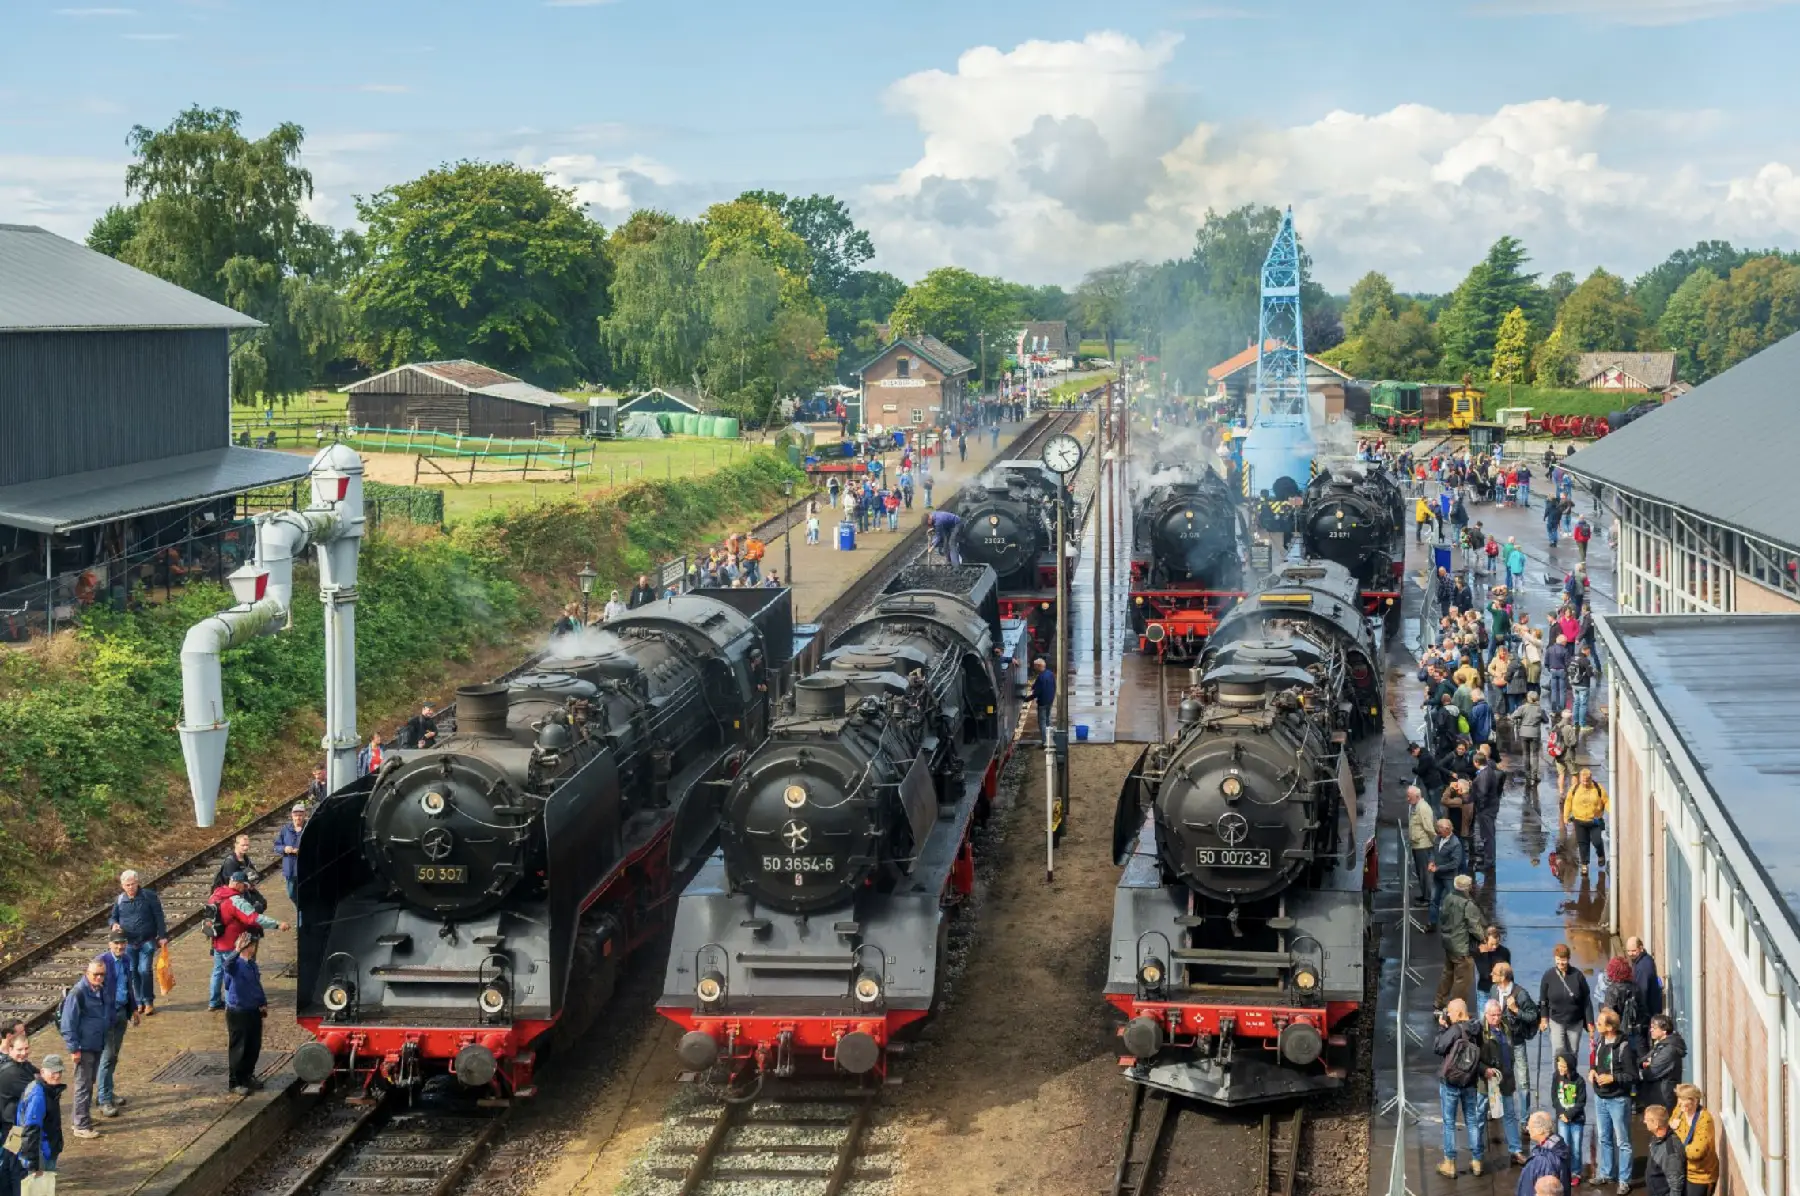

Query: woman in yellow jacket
1415,496,1435,544
1670,1083,1719,1193
1562,767,1610,877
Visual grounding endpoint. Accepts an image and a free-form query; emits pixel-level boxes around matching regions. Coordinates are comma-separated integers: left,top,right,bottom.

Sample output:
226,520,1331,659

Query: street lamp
576,562,598,624
781,479,796,586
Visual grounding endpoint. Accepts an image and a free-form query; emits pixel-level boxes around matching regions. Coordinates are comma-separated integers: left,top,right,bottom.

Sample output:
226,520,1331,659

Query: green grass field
417,438,772,520
1483,386,1648,417
1077,339,1137,361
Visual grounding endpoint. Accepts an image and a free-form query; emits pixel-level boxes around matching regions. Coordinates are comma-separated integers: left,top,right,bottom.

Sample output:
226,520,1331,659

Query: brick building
853,335,975,432
1600,615,1800,1196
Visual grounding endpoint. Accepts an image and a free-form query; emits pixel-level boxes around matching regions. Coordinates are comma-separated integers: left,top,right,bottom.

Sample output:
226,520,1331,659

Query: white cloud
859,31,1800,289
1469,0,1800,24
0,154,128,240
538,153,680,217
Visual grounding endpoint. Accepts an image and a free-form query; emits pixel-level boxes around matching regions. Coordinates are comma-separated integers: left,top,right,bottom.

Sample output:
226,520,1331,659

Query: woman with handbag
1669,1084,1719,1195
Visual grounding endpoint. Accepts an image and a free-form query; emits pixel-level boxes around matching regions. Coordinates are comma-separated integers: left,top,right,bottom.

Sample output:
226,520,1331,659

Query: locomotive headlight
1292,964,1321,992
324,982,355,1013
420,790,448,817
783,784,808,810
854,973,883,1004
989,515,1000,526
1220,776,1243,799
696,972,726,1005
1184,510,1193,520
478,982,509,1016
1138,959,1165,987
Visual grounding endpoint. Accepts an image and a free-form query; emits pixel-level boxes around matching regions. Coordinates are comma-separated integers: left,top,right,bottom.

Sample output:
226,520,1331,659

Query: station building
853,335,975,432
1568,332,1800,1196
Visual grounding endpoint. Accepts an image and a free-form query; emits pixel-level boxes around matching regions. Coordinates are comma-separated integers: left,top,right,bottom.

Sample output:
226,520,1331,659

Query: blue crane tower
1238,207,1316,502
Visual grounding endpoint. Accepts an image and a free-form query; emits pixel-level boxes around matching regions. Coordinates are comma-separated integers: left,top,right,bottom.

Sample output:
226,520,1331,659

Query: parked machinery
946,459,1075,655
657,564,1027,1086
1298,465,1407,628
1128,460,1251,661
1106,561,1380,1107
288,590,793,1099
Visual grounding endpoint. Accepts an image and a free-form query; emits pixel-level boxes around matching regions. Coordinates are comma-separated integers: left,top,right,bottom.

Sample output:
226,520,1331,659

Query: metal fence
0,519,257,641
1380,814,1419,1196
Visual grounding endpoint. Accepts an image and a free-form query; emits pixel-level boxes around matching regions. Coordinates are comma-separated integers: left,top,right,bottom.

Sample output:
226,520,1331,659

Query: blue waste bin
1433,540,1453,576
837,521,857,551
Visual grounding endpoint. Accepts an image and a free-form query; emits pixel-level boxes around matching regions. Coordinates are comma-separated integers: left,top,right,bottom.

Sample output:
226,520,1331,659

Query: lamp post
576,562,598,624
781,479,796,585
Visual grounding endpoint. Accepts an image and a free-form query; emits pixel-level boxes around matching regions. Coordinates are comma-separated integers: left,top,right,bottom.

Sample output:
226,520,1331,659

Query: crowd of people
0,826,298,1189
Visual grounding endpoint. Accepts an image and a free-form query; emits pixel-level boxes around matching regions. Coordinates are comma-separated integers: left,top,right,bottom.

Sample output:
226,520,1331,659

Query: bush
365,480,446,527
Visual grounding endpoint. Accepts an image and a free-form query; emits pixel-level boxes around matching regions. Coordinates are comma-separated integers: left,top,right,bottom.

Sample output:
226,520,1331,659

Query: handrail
1383,812,1416,1196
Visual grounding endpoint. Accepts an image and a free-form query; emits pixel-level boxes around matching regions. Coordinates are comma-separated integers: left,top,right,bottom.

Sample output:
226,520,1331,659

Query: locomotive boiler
288,590,791,1098
1128,461,1251,659
1299,466,1407,625
658,564,1027,1084
947,460,1074,653
1106,561,1380,1106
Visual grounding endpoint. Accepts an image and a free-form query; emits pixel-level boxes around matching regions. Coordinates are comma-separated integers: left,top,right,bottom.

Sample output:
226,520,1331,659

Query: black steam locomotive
1106,561,1380,1106
1127,461,1250,659
288,590,792,1098
658,564,1027,1083
1298,466,1407,626
946,460,1074,653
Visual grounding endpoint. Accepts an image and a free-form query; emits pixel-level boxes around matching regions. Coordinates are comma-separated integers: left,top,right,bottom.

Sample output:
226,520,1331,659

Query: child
1552,1051,1587,1180
806,511,820,545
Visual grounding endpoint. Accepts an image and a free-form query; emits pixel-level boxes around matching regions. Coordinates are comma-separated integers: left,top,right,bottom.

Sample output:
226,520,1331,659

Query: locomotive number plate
416,865,469,883
764,856,835,873
1194,848,1271,869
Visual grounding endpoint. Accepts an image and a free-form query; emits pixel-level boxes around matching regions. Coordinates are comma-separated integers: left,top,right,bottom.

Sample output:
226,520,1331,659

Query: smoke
546,624,630,659
1128,423,1226,500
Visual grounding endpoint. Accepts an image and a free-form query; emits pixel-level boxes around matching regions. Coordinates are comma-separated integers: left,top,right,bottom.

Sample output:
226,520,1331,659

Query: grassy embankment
0,452,802,936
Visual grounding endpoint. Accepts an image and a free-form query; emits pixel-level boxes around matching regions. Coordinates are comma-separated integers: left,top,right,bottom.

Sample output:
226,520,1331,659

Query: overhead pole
1238,207,1315,502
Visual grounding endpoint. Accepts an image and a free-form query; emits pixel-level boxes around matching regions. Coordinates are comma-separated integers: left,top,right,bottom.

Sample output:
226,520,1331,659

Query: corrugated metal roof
0,224,262,332
470,380,574,409
1604,614,1800,953
342,360,569,408
1575,351,1677,390
0,446,308,533
1562,330,1800,551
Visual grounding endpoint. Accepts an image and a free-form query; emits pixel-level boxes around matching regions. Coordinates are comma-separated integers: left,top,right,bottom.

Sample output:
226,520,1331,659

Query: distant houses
1575,352,1679,394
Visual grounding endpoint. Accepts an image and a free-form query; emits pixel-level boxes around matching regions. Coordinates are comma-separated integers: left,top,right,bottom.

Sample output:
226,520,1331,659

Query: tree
1437,236,1540,376
1657,267,1718,383
1349,307,1440,380
1531,325,1575,387
1553,269,1647,355
1695,256,1800,378
701,197,812,307
1542,271,1578,321
888,267,1023,383
100,106,353,403
1491,306,1531,387
601,219,710,388
738,191,874,297
349,162,610,388
1342,271,1398,339
1076,262,1145,361
831,270,906,364
1632,240,1753,324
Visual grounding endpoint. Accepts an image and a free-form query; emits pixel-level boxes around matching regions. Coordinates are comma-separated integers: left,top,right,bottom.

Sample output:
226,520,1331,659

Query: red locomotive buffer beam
1130,589,1246,657
1105,994,1361,1074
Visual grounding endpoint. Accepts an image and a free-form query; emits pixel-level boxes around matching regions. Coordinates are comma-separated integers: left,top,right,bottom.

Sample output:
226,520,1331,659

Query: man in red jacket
207,874,285,1012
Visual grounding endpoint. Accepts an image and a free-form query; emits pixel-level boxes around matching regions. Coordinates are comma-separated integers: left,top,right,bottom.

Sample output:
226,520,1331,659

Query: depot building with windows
1571,332,1800,1195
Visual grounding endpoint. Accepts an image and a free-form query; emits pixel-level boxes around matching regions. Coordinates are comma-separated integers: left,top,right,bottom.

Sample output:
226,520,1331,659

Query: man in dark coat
57,959,109,1138
399,704,438,749
1637,1015,1685,1112
1411,742,1451,805
1626,937,1665,1033
212,834,260,890
1516,1111,1573,1196
1470,750,1503,869
627,575,657,608
1538,943,1593,1059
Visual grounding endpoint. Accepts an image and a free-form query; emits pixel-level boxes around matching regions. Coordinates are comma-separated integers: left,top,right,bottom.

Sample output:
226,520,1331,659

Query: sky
6,0,1800,292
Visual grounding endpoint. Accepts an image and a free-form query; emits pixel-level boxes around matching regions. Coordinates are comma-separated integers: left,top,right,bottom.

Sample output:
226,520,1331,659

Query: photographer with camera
204,873,285,1013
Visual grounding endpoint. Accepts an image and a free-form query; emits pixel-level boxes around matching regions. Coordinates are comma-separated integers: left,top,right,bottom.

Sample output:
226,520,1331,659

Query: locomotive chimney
456,684,512,736
795,676,847,718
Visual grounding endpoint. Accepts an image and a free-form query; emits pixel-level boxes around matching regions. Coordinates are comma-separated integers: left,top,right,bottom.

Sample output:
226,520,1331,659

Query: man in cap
207,872,285,1013
274,802,307,913
94,931,142,1118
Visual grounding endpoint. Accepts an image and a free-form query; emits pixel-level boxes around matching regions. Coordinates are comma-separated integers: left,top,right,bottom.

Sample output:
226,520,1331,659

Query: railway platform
1370,482,1623,1195
3,410,1080,1196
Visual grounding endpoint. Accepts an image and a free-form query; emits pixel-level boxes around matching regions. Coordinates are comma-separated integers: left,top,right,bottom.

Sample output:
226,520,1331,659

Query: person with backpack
1573,515,1593,565
1481,998,1530,1163
1563,768,1610,878
1591,1009,1640,1193
1518,1110,1575,1196
1601,956,1646,1045
1435,997,1490,1179
1550,712,1581,797
206,874,286,1013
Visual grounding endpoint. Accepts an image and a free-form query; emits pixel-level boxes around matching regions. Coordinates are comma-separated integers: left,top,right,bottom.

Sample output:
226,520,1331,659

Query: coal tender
289,590,790,1099
1106,561,1381,1106
659,564,1027,1084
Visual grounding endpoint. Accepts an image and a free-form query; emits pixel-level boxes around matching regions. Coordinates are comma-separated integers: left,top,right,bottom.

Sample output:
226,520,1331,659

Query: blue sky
6,0,1800,290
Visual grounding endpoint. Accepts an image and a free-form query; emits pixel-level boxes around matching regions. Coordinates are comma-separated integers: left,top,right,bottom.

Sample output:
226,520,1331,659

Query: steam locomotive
1128,461,1250,660
1297,466,1407,627
287,590,792,1098
658,564,1027,1085
1106,560,1380,1107
946,460,1074,654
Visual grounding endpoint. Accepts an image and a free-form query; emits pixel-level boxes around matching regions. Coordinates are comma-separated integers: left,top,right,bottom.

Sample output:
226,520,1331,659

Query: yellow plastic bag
154,943,176,996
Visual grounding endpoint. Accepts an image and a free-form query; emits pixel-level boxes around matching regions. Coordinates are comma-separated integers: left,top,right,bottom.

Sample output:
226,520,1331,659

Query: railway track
232,1098,507,1196
1111,1088,1306,1196
648,1086,887,1196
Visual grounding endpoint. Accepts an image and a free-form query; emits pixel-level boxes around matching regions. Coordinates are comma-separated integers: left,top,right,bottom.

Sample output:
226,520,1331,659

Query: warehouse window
1720,1066,1768,1195
896,357,910,379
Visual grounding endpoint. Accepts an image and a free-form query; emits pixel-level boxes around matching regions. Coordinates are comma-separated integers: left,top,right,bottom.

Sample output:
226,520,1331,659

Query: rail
232,1097,506,1195
651,1088,884,1196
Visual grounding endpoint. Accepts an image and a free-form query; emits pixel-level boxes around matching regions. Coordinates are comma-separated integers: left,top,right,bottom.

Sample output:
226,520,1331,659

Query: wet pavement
1370,468,1622,1195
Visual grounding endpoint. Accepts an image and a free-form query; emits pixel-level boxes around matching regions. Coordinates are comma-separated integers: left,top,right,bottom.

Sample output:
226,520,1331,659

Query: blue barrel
1433,540,1453,576
839,441,856,458
837,521,856,551
892,430,907,449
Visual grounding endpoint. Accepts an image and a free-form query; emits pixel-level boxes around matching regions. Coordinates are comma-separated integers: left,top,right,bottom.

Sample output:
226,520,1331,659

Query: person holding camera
206,873,286,1013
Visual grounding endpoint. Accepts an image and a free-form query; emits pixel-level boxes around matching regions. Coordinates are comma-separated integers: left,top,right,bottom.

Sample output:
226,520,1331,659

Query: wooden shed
618,386,703,418
342,360,584,438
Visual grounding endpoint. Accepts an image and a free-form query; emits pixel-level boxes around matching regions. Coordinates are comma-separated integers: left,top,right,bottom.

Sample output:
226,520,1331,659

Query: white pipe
177,599,287,826
1764,973,1785,1196
177,444,364,826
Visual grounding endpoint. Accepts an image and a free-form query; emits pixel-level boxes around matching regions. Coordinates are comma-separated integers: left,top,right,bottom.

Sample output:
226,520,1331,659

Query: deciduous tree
1553,269,1646,354
1342,271,1398,339
888,268,1022,381
350,161,610,388
1490,306,1531,386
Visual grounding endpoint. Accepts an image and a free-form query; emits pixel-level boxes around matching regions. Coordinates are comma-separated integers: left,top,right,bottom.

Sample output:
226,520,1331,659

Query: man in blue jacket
109,870,167,1016
273,802,308,917
221,934,269,1096
10,1054,64,1184
1516,1110,1572,1196
57,959,109,1139
94,932,142,1118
